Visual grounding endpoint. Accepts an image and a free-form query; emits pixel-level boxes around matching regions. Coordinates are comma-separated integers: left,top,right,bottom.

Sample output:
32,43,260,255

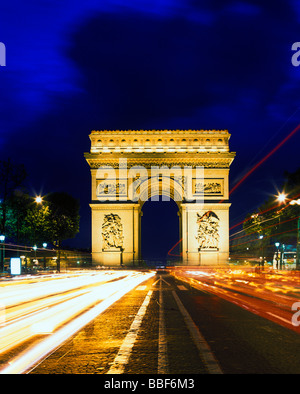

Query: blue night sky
1,0,300,253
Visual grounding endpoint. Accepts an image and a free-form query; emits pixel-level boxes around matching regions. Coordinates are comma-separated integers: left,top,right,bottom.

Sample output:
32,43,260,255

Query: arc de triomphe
85,130,235,266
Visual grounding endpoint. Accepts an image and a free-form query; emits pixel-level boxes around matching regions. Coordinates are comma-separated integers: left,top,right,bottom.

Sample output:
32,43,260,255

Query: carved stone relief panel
97,180,127,198
196,211,220,250
193,178,224,196
102,213,124,250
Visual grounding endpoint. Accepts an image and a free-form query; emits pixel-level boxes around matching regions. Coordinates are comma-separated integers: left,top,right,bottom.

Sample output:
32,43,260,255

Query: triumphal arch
85,130,235,266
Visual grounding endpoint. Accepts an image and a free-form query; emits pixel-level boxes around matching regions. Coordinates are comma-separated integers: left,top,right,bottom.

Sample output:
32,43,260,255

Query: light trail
230,215,299,242
229,123,300,196
170,267,300,333
0,271,126,309
167,237,183,257
230,227,298,248
0,270,155,374
168,123,300,256
229,191,300,232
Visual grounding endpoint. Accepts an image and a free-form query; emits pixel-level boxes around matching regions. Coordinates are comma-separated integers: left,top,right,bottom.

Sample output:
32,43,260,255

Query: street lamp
33,244,38,265
35,196,43,204
277,193,287,204
289,199,300,269
275,242,280,270
33,196,43,267
280,243,285,269
42,243,47,270
258,235,265,267
0,235,5,272
274,192,287,257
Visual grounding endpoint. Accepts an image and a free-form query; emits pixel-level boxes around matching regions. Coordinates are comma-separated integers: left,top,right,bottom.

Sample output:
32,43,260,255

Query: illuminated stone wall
85,130,235,266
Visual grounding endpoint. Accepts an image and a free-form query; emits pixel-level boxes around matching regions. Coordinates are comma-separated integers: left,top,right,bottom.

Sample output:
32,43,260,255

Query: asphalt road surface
11,270,300,375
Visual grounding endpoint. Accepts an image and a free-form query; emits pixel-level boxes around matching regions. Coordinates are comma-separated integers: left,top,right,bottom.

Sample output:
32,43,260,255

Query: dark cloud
1,1,300,248
64,6,298,129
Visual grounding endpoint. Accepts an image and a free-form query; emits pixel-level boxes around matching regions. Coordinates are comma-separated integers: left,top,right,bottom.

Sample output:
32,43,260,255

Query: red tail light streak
170,267,300,333
229,123,300,197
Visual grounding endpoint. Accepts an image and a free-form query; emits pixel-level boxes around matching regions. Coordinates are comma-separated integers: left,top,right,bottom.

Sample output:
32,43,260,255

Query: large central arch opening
141,196,180,266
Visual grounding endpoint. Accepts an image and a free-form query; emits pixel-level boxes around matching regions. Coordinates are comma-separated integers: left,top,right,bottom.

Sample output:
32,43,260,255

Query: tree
45,192,80,271
284,168,300,196
7,190,32,246
243,207,275,266
0,159,26,236
23,203,51,246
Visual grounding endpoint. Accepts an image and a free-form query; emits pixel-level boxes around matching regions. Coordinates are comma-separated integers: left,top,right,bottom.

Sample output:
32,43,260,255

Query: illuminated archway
85,129,235,266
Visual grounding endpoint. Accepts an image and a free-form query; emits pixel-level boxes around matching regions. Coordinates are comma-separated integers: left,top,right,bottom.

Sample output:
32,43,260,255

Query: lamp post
290,199,300,270
275,192,289,270
33,244,37,268
276,192,287,237
280,243,285,270
258,235,265,267
0,234,5,272
275,242,280,270
32,195,44,268
42,242,47,270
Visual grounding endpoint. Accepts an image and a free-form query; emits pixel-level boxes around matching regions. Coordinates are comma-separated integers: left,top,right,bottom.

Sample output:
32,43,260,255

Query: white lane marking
172,291,223,374
161,278,171,286
267,312,291,325
152,278,170,287
158,278,169,374
107,290,153,374
136,285,147,291
177,285,188,291
152,279,160,286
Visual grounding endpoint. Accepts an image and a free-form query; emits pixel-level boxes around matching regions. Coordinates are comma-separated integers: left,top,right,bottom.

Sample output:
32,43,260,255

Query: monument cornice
87,129,234,156
85,153,235,169
90,129,230,136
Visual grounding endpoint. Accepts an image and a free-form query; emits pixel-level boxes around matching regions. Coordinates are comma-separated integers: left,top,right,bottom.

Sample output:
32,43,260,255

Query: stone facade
85,129,235,266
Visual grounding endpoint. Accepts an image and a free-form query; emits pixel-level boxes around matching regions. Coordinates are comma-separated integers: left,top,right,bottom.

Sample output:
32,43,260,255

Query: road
0,268,300,374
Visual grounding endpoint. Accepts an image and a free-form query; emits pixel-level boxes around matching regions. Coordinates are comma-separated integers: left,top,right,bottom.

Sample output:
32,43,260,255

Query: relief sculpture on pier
102,213,124,250
196,211,220,250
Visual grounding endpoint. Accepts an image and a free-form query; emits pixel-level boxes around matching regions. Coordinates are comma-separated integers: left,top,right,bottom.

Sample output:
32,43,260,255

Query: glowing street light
35,196,43,204
277,193,287,203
